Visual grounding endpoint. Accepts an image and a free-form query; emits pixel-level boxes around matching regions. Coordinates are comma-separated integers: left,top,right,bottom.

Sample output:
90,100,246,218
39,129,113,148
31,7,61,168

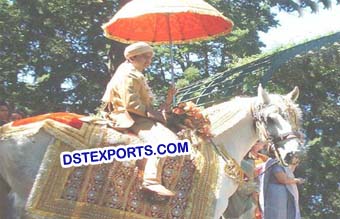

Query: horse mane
203,96,254,136
203,93,303,136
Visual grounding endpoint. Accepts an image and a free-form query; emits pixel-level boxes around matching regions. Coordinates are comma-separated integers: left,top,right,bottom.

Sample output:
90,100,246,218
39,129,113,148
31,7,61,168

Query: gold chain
209,139,245,184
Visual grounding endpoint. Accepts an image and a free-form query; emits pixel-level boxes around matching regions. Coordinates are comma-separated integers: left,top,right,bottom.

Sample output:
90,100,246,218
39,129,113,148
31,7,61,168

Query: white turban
124,42,153,59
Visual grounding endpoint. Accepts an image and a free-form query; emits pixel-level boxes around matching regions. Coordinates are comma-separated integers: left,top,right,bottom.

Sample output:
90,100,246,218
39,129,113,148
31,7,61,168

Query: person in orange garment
101,42,177,197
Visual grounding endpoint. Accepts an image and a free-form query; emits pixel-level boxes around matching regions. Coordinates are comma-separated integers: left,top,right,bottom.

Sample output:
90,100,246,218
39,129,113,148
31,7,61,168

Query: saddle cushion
1,112,221,218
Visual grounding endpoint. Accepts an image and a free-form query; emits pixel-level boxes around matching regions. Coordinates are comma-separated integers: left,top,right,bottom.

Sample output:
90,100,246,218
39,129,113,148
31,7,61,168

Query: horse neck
207,97,258,164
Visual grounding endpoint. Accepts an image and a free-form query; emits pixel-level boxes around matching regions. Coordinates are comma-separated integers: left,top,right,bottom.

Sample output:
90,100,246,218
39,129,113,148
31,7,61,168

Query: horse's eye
266,114,276,124
283,112,290,120
266,117,274,124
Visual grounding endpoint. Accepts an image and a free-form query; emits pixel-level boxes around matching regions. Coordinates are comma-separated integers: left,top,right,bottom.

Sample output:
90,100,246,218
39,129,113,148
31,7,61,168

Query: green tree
268,42,340,218
0,0,334,115
1,0,339,217
0,0,117,114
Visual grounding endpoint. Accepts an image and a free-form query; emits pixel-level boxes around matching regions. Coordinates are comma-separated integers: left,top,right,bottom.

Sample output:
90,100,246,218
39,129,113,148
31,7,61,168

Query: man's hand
160,86,177,112
104,102,114,112
166,86,177,105
147,108,166,124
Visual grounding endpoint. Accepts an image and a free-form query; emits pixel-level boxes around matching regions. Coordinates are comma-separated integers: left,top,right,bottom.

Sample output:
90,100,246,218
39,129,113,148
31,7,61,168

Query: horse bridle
271,131,303,146
252,102,302,145
209,100,303,182
252,102,303,165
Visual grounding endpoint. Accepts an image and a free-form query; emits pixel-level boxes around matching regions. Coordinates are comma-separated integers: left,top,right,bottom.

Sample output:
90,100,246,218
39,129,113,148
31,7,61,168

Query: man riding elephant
101,42,176,197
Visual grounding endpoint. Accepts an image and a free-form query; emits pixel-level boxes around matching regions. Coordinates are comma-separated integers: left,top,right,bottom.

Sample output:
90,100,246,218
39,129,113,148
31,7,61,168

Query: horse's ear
257,84,270,104
286,86,299,102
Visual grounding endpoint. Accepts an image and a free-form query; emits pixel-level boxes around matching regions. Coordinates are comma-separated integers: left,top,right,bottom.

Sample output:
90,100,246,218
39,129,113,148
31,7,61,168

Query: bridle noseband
251,102,303,165
271,131,303,146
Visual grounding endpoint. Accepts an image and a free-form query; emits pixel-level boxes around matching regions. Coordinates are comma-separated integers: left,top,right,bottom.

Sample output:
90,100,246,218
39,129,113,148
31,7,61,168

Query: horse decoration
0,85,303,219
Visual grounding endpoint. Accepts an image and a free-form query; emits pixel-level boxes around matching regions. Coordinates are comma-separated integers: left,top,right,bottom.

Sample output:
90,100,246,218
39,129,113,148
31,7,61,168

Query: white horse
0,85,302,219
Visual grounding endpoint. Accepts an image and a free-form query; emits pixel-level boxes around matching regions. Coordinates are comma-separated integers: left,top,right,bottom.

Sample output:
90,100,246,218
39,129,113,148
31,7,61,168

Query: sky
259,2,340,52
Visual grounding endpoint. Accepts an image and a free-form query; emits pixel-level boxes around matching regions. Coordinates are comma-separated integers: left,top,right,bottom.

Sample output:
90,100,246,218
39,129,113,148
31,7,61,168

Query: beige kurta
102,61,178,183
102,61,153,128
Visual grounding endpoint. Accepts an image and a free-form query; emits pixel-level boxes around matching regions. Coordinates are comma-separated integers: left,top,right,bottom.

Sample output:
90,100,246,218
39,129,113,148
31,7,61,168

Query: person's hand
165,86,177,105
295,178,305,184
167,86,177,98
104,102,114,112
147,108,166,124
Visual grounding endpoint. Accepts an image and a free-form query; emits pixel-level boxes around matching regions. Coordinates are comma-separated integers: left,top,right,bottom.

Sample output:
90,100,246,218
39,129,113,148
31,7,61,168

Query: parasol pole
170,41,176,105
167,13,176,105
170,41,174,87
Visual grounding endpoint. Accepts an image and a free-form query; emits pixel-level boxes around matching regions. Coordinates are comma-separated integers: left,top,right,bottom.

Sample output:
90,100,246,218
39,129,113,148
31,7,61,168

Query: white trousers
130,115,178,183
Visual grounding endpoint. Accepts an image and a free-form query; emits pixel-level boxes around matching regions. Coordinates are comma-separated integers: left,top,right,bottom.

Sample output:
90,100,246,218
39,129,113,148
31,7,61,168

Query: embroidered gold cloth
0,113,105,150
3,113,221,219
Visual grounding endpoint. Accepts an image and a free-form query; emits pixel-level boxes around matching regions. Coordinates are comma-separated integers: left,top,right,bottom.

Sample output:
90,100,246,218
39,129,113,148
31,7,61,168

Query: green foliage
183,66,201,82
298,140,340,218
268,42,340,218
0,0,338,217
0,0,333,115
177,67,202,88
0,0,116,114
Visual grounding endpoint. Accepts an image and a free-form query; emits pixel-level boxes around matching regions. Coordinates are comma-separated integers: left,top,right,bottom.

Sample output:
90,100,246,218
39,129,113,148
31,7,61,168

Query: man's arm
121,74,166,123
121,75,148,117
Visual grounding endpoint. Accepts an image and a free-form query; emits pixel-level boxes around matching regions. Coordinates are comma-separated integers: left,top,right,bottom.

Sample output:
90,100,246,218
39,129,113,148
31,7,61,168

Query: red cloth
12,112,84,129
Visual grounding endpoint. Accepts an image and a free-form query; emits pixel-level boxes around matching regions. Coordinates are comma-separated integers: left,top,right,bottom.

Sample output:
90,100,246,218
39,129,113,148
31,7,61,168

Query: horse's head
253,84,303,159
